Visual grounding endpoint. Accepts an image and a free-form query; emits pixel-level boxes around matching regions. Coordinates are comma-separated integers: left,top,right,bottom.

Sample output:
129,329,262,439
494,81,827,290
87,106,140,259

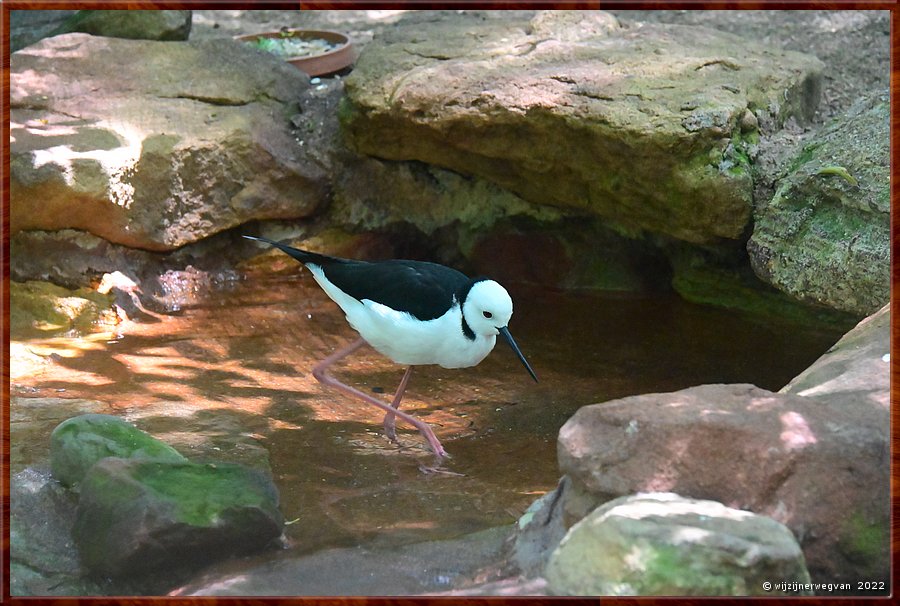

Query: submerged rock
341,10,823,246
748,91,889,316
50,414,187,488
10,33,327,251
545,492,811,596
10,280,118,339
73,458,283,577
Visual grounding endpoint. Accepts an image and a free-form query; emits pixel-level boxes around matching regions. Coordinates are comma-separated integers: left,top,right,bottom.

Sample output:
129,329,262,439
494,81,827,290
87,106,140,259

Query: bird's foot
418,461,465,477
417,451,463,476
383,417,398,442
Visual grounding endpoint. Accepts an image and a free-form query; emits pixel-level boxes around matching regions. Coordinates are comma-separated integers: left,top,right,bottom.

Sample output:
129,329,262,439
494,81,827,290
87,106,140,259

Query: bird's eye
483,311,493,319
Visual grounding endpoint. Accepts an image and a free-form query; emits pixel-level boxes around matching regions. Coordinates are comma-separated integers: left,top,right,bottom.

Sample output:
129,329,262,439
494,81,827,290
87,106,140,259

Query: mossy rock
50,414,187,488
546,493,811,596
748,91,889,316
10,280,118,338
73,457,283,577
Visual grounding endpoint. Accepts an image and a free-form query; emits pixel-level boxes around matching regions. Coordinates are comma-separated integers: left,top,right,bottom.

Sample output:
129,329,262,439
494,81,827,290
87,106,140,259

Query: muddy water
11,269,847,562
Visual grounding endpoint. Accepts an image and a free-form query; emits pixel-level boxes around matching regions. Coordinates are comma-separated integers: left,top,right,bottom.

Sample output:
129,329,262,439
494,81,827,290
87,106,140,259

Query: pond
10,267,847,588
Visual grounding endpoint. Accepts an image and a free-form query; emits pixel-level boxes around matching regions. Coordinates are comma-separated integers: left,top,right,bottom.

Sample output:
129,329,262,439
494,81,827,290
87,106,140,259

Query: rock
555,381,888,586
782,303,889,409
513,481,568,577
52,10,192,41
172,525,511,596
748,91,889,316
50,414,187,488
73,457,283,577
10,33,327,251
10,468,105,596
665,240,858,328
10,280,118,338
10,10,77,52
545,493,811,596
341,10,823,245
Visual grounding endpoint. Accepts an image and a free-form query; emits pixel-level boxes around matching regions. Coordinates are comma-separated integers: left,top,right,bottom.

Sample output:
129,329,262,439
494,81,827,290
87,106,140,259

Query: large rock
341,10,824,245
73,457,283,577
52,10,192,41
50,414,187,487
781,303,889,408
748,91,889,316
10,33,327,251
555,381,888,586
545,493,811,596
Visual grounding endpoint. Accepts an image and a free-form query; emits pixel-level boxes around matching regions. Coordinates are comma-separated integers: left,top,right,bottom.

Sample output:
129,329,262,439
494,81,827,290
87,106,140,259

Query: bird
243,235,538,470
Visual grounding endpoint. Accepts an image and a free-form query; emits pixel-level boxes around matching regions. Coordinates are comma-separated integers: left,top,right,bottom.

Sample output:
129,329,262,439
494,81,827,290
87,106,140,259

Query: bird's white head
461,279,514,337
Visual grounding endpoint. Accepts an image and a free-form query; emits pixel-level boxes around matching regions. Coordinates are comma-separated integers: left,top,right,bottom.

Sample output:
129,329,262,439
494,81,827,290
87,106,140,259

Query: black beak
498,326,538,383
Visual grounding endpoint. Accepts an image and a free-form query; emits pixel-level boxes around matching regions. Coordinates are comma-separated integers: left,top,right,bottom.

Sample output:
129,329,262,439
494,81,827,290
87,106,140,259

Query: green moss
10,280,117,338
134,461,276,527
639,544,738,595
50,414,187,487
839,512,888,574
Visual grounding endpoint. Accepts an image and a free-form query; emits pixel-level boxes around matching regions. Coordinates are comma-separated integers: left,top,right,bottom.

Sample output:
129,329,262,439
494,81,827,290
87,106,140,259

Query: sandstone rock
10,280,118,338
10,33,327,251
555,381,888,587
53,10,192,41
748,91,889,316
782,303,889,409
341,10,823,245
73,457,283,577
50,414,187,487
545,492,811,596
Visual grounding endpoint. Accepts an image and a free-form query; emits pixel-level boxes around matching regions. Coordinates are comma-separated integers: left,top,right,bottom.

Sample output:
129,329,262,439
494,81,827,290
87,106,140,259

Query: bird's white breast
306,263,496,368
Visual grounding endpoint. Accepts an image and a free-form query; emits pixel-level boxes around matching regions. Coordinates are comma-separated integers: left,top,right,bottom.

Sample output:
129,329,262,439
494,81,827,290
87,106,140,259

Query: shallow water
11,268,847,562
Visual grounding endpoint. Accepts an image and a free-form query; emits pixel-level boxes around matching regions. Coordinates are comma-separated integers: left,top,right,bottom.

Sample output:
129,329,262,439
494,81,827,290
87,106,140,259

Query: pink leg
312,339,448,462
383,366,413,441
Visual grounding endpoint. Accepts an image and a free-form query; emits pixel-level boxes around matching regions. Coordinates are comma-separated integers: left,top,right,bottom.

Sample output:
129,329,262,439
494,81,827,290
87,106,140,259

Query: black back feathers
244,235,480,322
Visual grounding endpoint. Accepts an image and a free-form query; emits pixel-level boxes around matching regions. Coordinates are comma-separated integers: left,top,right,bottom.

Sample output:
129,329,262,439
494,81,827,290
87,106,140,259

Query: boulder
545,493,811,596
52,10,192,41
555,381,888,586
10,10,77,52
73,457,283,577
50,414,187,487
748,91,889,316
10,33,327,251
341,10,824,245
781,303,889,408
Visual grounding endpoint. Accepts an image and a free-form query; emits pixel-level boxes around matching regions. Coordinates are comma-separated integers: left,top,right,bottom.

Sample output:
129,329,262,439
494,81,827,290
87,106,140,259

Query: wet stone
73,458,284,577
50,414,187,488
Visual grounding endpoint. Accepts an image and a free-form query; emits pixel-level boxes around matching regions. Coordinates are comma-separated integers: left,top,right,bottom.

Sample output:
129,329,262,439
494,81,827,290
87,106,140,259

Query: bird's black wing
244,235,470,321
322,259,471,321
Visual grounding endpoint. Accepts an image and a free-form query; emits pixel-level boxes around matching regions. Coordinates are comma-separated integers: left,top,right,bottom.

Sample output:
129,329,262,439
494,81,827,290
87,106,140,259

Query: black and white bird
243,235,537,468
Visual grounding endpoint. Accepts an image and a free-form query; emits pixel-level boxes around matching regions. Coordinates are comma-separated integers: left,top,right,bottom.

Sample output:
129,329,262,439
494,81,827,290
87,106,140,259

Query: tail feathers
242,235,339,267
